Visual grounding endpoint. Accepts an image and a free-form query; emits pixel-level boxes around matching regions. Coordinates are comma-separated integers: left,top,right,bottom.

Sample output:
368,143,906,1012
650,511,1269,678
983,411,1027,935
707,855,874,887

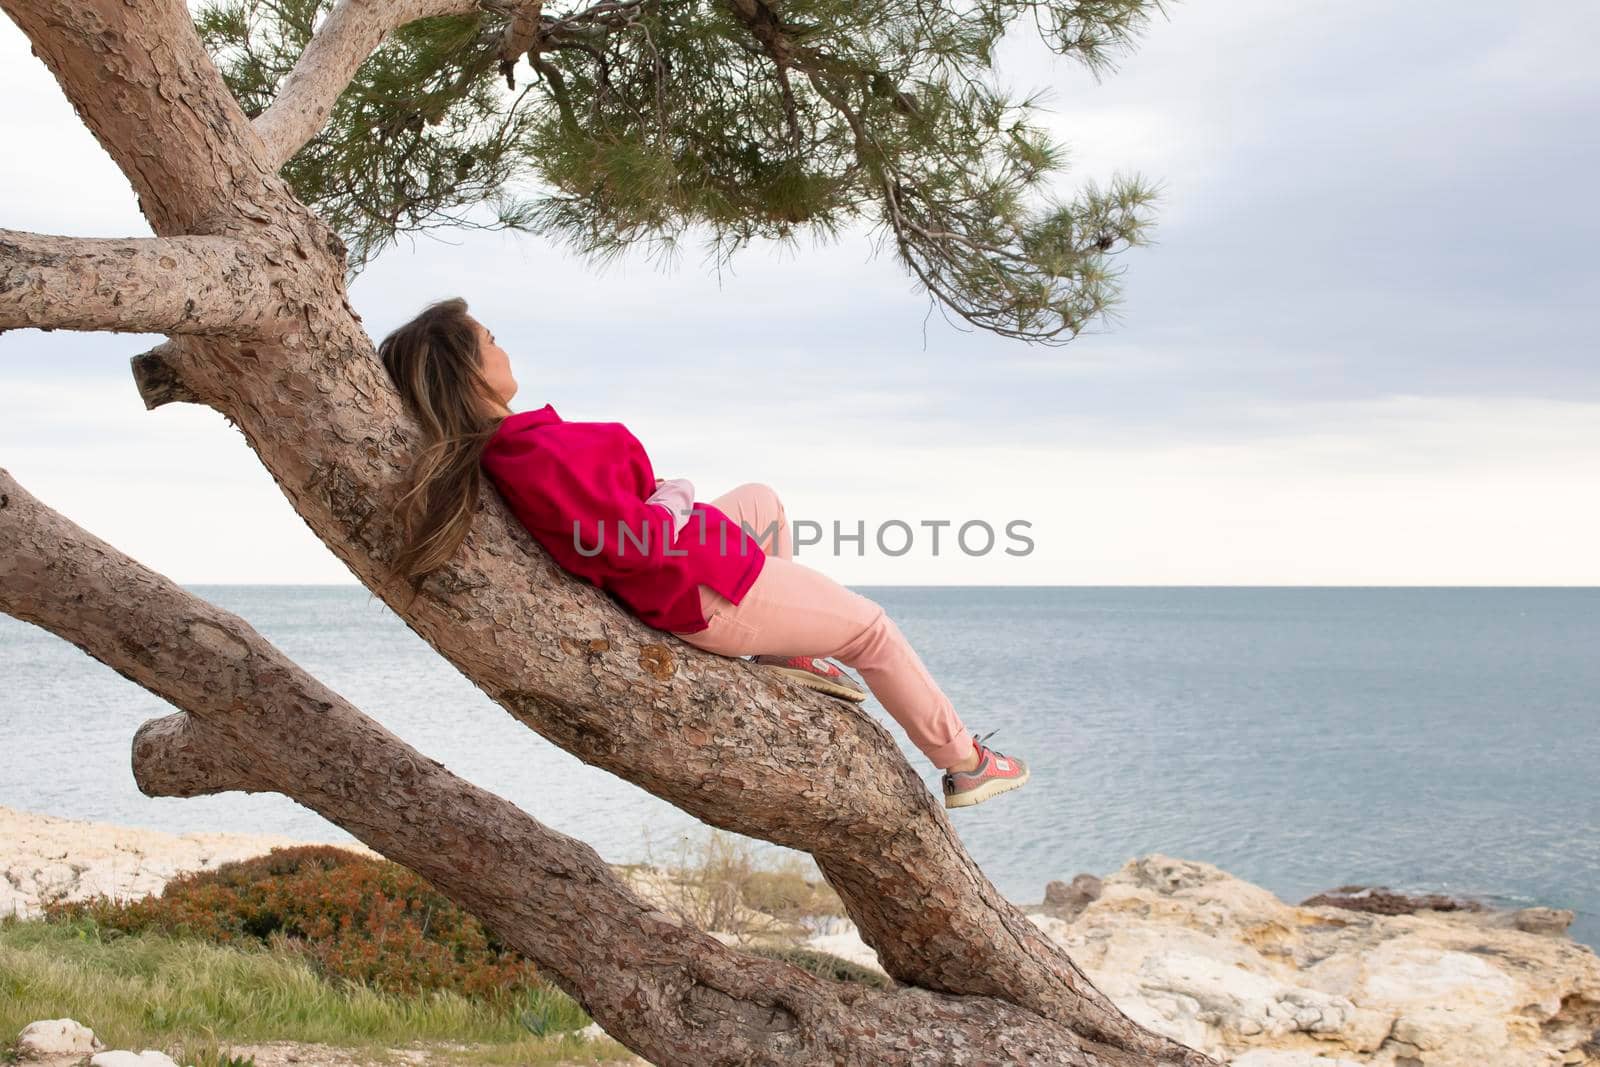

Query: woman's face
472,318,517,408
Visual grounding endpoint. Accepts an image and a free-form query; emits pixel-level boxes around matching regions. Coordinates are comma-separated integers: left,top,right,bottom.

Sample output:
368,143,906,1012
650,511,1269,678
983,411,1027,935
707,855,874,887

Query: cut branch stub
131,343,200,409
132,713,273,796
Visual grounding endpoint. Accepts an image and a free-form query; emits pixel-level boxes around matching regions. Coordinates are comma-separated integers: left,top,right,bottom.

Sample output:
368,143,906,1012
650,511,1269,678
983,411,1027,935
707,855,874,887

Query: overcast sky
2,0,1596,585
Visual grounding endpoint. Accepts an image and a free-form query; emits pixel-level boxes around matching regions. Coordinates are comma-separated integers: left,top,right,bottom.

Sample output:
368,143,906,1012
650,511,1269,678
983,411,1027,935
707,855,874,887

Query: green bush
45,846,541,1002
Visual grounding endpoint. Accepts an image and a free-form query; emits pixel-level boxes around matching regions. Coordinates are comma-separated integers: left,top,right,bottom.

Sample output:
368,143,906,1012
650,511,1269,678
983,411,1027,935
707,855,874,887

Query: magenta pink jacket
480,404,765,633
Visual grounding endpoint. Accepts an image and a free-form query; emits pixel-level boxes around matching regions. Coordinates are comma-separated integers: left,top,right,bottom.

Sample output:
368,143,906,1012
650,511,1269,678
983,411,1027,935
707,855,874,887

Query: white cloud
701,394,1600,586
7,365,1592,585
2,4,1597,586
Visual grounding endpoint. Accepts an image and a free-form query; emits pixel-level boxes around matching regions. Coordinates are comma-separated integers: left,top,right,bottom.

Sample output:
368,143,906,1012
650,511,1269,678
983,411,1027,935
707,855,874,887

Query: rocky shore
818,856,1599,1067
4,806,1596,1066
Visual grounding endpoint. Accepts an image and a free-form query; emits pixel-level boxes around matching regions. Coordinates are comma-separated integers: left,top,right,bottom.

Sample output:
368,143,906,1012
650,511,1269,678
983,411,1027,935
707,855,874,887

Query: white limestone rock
1060,854,1600,1066
89,1053,182,1067
16,1018,103,1059
1229,1053,1366,1067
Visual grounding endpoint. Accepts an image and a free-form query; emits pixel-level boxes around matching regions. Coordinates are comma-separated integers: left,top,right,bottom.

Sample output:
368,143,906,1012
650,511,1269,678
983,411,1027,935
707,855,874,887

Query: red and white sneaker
750,655,867,703
942,729,1029,809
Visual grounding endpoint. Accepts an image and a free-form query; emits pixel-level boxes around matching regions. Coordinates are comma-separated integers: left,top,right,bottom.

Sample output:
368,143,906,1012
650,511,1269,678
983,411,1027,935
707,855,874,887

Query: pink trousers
669,482,976,769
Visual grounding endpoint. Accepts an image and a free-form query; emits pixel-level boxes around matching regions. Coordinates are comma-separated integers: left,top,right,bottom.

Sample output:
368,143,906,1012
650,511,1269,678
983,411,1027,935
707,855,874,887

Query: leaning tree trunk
0,0,1214,1063
2,468,1178,1065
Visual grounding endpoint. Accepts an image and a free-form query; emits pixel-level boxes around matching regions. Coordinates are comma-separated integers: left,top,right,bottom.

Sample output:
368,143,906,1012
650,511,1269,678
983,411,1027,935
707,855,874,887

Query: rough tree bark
0,230,276,336
0,0,1215,1063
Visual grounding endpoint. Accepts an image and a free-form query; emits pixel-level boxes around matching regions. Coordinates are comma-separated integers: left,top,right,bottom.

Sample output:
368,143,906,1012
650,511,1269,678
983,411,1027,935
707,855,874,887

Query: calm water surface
3,586,1595,946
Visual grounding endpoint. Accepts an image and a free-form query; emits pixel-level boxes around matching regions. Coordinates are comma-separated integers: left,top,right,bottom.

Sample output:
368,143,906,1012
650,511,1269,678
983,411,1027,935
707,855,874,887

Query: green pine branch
198,0,1170,342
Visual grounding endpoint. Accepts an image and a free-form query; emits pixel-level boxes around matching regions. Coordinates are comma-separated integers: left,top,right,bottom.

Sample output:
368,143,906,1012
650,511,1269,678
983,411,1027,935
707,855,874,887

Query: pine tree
0,0,1214,1060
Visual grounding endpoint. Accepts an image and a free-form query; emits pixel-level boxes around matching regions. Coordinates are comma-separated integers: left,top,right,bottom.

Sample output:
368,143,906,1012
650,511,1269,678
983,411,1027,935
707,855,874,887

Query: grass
0,918,633,1066
1,827,869,1064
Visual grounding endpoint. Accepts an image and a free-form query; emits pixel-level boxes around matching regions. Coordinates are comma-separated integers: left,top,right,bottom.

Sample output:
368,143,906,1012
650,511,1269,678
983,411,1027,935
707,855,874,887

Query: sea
3,586,1596,949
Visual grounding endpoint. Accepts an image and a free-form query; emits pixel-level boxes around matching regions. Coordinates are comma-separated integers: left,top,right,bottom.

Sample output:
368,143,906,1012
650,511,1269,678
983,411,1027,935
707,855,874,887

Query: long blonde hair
377,297,504,585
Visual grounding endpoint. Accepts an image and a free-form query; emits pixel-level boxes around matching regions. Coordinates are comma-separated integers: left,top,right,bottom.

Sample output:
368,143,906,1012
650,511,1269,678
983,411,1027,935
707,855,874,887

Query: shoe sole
758,665,868,703
944,766,1030,809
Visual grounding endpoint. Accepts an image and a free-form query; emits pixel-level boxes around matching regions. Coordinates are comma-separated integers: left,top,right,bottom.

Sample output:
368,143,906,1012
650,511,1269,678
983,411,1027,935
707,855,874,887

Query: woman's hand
645,477,695,538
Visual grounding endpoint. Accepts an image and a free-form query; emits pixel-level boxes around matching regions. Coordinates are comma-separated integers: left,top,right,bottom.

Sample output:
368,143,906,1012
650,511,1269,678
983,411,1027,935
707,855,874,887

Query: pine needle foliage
196,0,1169,342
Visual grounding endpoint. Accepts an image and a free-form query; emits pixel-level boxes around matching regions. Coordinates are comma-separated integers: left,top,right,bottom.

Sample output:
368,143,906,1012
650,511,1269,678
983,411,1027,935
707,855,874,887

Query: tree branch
254,0,480,168
253,0,558,168
0,465,1158,1066
0,229,277,337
